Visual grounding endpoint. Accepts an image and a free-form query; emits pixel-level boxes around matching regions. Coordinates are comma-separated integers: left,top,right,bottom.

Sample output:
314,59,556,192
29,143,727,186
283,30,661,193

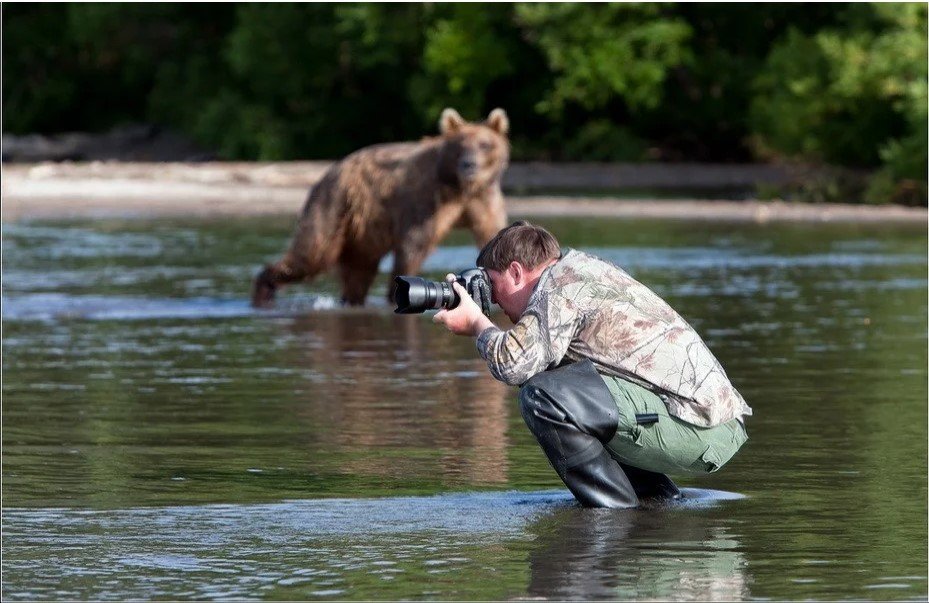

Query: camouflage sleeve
476,290,579,386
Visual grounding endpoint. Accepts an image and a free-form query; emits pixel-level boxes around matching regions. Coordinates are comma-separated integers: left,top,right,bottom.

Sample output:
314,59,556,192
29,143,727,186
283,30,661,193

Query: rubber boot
519,360,639,509
619,462,682,500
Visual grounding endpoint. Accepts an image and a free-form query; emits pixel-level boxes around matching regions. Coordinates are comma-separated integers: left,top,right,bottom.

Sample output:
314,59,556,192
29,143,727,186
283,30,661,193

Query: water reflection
2,489,750,600
2,216,926,600
526,497,748,600
284,311,512,486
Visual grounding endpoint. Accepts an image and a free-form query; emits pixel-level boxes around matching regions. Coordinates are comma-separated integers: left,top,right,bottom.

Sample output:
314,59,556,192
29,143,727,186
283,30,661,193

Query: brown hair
476,221,561,272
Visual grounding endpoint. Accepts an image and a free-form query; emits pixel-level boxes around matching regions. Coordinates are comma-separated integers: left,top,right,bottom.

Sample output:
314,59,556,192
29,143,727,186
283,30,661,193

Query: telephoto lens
394,268,490,315
394,277,457,314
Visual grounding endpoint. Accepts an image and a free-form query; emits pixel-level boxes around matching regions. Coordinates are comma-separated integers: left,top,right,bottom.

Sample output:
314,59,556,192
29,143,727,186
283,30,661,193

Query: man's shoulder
535,249,630,305
551,249,623,282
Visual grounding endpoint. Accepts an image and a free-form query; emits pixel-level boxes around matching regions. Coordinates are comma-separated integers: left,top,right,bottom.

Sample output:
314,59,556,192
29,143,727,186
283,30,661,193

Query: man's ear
508,261,524,285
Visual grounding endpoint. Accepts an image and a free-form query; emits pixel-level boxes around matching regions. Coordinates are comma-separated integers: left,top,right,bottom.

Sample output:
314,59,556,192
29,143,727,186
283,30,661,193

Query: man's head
476,221,561,322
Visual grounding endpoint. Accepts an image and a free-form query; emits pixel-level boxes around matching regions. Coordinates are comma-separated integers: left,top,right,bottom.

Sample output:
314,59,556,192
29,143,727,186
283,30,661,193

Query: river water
2,215,926,600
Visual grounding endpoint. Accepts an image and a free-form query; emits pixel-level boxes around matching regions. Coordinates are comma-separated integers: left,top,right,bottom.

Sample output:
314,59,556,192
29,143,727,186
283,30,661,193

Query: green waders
603,374,748,476
519,360,748,509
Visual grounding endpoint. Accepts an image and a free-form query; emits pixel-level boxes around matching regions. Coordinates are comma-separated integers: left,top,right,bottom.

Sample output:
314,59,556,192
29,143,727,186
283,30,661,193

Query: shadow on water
2,488,746,600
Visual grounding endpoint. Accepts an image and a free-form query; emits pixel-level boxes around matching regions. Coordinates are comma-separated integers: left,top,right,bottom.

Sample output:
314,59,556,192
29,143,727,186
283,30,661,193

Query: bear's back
333,140,441,200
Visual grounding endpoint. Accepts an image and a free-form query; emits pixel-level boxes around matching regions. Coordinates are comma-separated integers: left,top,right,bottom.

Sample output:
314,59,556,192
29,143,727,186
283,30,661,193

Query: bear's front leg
389,241,433,304
464,190,507,246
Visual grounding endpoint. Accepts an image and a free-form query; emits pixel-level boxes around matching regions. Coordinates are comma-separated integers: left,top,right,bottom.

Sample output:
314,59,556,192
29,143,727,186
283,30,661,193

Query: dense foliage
3,2,926,203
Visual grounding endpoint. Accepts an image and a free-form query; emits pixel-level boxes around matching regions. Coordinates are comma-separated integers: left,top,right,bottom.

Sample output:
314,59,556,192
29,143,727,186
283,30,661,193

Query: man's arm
435,283,578,386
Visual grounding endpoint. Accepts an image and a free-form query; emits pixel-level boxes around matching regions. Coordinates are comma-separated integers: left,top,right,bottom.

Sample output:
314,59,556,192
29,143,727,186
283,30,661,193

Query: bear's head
437,108,510,192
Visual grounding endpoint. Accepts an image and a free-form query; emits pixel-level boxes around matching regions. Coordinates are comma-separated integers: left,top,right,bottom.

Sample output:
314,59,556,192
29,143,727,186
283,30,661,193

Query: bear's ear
486,108,509,136
440,108,465,135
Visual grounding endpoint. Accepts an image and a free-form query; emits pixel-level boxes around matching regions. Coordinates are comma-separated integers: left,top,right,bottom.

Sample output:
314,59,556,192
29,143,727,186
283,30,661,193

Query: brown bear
251,108,510,307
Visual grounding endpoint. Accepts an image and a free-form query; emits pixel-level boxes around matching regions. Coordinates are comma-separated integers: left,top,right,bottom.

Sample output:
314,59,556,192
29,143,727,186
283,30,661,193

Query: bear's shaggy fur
252,108,510,307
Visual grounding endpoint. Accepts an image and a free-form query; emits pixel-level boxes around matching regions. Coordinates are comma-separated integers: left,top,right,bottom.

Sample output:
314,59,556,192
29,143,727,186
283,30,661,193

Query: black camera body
394,268,492,315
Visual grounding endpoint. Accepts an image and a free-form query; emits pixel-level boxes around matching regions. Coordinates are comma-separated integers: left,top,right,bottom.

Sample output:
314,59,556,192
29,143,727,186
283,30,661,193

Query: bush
750,4,927,203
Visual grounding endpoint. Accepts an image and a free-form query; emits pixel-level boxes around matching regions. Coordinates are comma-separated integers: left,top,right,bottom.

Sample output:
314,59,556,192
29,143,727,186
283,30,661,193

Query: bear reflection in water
284,310,511,486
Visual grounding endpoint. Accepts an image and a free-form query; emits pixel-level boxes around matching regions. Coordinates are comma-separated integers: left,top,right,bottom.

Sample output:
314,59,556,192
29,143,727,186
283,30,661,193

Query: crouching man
434,221,752,508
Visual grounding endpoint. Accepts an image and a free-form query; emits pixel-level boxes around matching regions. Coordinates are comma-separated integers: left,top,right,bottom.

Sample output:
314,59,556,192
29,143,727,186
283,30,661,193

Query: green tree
749,3,927,203
516,3,692,115
513,3,692,160
2,4,232,133
414,4,518,121
198,3,426,159
2,3,925,204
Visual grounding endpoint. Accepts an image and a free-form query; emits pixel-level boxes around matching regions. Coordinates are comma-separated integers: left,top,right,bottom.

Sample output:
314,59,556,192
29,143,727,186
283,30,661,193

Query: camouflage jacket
476,249,752,427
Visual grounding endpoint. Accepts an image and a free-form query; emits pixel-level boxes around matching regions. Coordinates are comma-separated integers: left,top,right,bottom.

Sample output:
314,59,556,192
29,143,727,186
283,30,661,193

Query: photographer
434,221,752,509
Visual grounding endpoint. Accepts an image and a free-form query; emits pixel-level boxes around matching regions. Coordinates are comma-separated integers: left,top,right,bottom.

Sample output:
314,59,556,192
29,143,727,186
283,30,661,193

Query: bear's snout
458,155,478,176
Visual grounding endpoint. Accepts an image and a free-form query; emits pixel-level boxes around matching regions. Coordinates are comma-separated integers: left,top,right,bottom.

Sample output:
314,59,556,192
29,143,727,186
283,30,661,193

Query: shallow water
2,215,927,600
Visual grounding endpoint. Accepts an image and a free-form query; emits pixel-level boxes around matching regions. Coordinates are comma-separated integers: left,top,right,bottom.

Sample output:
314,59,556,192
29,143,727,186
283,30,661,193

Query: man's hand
434,282,495,337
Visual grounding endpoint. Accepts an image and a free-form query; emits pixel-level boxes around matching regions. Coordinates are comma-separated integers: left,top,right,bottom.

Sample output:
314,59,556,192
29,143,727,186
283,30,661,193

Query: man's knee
519,363,591,415
517,363,619,442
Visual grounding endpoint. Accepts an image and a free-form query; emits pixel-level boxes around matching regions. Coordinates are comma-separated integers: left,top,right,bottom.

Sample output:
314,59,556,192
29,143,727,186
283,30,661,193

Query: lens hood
394,276,454,314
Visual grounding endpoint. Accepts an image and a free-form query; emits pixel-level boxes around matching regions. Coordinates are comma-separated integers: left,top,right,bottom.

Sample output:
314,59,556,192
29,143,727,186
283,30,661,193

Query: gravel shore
3,162,925,224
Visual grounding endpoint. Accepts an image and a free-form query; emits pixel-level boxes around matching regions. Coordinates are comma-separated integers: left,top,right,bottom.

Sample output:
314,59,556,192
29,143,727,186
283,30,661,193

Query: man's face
486,266,527,323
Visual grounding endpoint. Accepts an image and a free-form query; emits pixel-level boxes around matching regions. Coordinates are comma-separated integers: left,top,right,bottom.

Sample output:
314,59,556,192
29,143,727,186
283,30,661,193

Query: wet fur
252,108,510,307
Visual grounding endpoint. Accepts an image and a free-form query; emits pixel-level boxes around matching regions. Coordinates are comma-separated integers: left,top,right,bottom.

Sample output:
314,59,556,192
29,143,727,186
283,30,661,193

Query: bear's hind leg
388,245,432,304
